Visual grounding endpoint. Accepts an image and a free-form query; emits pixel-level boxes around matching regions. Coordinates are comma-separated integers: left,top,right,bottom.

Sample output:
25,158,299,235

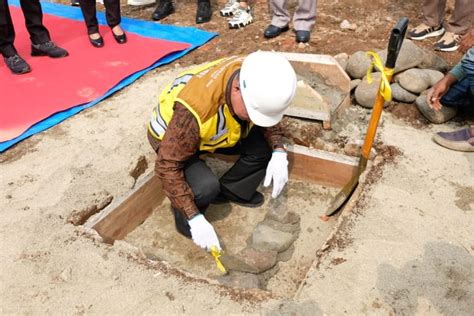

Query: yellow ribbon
366,51,394,102
210,246,227,274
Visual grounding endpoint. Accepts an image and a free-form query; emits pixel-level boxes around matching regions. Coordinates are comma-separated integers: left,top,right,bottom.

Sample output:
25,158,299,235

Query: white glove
188,214,221,252
263,151,289,198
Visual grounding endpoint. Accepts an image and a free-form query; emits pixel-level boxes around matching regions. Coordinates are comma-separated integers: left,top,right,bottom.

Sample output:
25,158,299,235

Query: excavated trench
124,157,341,297
81,144,362,298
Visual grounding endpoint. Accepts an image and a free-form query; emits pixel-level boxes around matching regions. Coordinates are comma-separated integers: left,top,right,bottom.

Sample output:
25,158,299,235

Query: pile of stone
218,197,300,289
334,39,449,109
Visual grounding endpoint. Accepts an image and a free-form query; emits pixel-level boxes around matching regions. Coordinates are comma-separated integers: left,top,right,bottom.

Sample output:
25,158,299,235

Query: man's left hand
264,150,288,198
459,29,474,53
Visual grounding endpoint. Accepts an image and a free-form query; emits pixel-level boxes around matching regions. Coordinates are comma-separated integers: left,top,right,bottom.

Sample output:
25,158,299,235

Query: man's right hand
188,214,221,251
427,80,449,111
426,73,457,111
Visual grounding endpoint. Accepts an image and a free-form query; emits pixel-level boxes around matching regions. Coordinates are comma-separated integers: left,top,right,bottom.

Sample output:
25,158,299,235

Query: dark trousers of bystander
79,0,120,34
422,0,474,35
0,0,50,57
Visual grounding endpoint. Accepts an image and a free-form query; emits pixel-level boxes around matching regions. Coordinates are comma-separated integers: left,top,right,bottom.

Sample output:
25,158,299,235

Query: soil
55,0,463,68
2,0,472,314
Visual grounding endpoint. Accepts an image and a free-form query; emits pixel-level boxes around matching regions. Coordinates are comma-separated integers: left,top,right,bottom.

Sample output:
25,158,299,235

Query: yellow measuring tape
366,51,394,102
210,246,227,274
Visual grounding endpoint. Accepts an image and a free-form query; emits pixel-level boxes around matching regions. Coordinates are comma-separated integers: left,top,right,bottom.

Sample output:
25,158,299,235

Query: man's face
231,77,250,121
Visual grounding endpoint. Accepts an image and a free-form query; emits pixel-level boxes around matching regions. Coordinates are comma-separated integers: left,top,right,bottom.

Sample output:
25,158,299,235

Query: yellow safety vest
148,56,252,152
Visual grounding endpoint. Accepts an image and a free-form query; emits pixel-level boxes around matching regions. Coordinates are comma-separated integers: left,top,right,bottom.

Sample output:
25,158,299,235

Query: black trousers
79,0,121,34
172,127,272,237
0,0,50,57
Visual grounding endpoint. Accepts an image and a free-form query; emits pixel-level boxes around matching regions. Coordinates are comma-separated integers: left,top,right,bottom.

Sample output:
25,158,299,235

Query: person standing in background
220,0,253,29
152,0,212,24
79,0,127,47
263,0,317,43
408,0,473,52
0,0,68,74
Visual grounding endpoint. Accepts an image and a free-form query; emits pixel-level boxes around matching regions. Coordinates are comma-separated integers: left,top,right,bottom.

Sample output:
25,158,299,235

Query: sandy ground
2,0,473,313
2,60,473,313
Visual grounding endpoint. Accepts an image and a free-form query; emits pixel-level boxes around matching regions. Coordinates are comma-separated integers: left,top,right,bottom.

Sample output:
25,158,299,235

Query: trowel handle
386,17,409,69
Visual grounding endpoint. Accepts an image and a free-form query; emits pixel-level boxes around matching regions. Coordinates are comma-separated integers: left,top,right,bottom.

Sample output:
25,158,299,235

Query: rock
340,19,357,30
415,95,457,124
346,51,372,79
220,247,277,274
350,79,361,91
421,69,444,86
334,53,349,71
262,218,300,234
297,42,307,49
390,83,418,103
277,245,295,262
217,271,261,289
354,72,388,108
377,39,425,74
252,224,295,252
396,68,430,94
265,200,300,225
418,49,449,72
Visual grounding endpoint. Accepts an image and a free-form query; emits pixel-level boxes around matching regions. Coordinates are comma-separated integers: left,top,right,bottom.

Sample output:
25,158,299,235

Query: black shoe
213,190,264,208
295,30,310,43
31,41,68,58
71,0,80,6
112,29,127,44
263,24,289,39
151,0,174,21
196,1,212,24
88,33,104,48
171,207,192,238
3,54,31,74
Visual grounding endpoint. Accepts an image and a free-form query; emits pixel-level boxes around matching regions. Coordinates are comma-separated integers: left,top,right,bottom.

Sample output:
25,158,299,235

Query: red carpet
0,6,190,142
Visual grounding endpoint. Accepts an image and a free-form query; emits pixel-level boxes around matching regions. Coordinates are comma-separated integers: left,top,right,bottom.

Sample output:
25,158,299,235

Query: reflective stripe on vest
148,57,251,152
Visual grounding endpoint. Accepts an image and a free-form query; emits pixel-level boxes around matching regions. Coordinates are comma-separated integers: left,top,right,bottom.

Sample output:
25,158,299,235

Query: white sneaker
127,0,155,6
228,7,253,29
434,31,461,52
220,0,239,17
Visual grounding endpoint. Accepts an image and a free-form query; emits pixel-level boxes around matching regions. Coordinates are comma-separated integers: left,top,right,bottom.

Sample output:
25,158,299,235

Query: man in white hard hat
147,52,297,252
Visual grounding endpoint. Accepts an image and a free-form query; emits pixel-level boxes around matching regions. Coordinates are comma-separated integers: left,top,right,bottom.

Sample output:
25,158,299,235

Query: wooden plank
276,52,351,94
86,145,358,242
85,173,165,243
287,144,358,187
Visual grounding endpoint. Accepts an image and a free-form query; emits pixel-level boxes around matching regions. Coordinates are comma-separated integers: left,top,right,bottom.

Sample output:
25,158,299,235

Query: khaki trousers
423,0,473,34
269,0,317,31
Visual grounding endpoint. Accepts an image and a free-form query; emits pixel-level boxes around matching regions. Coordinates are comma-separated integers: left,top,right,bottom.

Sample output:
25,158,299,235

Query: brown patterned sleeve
155,102,200,219
262,123,285,150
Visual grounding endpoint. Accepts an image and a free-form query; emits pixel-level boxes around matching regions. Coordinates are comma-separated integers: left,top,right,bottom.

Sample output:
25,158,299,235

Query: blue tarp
0,0,216,152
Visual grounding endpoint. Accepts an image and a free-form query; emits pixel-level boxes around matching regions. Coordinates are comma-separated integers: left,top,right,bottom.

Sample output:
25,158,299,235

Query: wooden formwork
85,145,358,244
277,52,351,130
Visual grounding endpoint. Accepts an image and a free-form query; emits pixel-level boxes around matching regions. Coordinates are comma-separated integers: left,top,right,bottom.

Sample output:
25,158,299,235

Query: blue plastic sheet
0,0,216,152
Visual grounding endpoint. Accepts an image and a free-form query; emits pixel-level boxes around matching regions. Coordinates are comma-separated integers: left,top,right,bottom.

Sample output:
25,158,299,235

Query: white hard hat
239,51,297,127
